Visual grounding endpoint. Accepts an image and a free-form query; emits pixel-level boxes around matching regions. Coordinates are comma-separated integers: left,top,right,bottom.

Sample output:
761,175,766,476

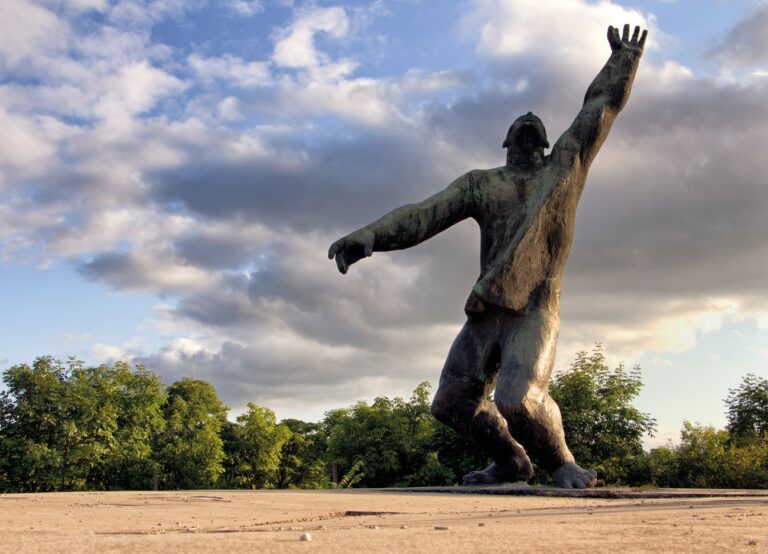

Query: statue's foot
552,462,597,489
461,460,533,486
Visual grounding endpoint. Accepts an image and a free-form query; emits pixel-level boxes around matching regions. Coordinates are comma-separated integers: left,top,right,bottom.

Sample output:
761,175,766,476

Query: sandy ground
1,488,767,553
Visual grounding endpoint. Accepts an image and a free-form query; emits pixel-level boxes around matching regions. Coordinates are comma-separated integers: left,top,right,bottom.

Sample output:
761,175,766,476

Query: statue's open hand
608,24,647,56
328,229,375,274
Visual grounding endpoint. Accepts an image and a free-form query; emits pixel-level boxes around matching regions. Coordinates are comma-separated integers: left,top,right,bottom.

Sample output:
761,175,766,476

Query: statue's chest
473,170,544,223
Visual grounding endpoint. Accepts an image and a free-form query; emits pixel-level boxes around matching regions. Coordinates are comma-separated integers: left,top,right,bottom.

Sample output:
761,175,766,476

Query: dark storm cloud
709,5,768,69
79,251,146,290
150,125,468,234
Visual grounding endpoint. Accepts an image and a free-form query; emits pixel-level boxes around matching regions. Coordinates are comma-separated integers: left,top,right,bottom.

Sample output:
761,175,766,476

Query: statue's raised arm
551,24,647,168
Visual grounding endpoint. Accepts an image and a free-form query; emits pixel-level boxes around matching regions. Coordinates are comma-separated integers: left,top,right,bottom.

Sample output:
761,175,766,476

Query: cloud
189,54,271,88
272,6,350,69
0,0,71,70
464,0,652,71
226,0,263,17
709,5,768,70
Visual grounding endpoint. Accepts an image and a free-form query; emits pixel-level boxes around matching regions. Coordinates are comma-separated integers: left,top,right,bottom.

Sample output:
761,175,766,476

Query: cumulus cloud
189,54,271,88
272,6,350,69
0,0,71,70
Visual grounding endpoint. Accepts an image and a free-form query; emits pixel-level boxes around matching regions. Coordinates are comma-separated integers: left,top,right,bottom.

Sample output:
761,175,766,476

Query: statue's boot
552,462,597,489
462,459,533,486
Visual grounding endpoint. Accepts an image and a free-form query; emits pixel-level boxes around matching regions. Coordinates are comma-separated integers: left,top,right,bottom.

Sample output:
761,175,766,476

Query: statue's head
503,112,549,167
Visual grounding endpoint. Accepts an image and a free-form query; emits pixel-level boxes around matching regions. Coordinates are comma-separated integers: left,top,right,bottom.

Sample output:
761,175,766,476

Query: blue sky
1,0,768,447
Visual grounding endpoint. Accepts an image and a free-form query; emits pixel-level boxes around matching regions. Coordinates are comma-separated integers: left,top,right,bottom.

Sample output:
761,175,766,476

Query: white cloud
189,54,271,88
0,0,71,70
93,61,187,120
226,0,263,17
0,109,61,183
465,0,653,77
272,6,350,69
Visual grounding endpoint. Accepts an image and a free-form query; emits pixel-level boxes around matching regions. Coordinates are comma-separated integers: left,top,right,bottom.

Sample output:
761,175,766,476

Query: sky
1,0,767,447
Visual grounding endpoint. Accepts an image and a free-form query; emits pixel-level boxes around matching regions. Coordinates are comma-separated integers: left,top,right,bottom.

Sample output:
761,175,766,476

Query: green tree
100,363,166,489
647,445,679,488
221,402,291,489
0,357,74,491
725,373,768,440
275,419,329,489
325,382,453,487
0,358,165,492
157,379,228,489
549,345,657,485
674,422,730,488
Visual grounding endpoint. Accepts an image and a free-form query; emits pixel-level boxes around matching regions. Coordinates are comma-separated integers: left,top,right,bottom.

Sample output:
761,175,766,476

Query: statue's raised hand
608,24,647,56
328,229,375,274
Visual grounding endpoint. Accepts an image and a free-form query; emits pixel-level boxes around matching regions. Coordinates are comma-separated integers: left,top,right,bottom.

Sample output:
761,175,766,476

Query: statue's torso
467,159,586,312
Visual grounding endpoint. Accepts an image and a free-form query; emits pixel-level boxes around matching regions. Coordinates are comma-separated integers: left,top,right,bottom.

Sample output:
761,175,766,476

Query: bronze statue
329,25,647,488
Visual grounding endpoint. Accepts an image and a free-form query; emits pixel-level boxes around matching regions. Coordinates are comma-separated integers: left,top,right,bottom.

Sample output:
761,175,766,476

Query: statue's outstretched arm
328,173,473,274
551,24,647,168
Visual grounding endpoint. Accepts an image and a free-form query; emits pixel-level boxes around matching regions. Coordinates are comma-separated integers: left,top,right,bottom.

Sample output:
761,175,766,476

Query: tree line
1,346,766,492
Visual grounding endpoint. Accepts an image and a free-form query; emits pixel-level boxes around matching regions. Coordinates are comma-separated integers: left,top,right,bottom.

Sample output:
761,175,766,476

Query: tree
100,363,166,490
324,382,453,487
725,373,768,440
0,358,166,492
275,419,329,489
157,379,228,489
0,357,74,491
675,422,731,488
221,403,291,489
549,345,657,485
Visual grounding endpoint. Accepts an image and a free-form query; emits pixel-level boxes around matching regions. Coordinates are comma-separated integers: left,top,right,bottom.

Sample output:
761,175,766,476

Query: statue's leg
494,287,597,489
431,314,534,485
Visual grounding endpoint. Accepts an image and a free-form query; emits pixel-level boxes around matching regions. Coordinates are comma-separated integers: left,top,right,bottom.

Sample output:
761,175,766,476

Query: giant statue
329,25,647,488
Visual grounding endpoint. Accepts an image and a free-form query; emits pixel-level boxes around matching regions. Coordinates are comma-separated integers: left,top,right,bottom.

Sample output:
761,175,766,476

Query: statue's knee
495,388,542,422
430,395,457,425
431,393,476,431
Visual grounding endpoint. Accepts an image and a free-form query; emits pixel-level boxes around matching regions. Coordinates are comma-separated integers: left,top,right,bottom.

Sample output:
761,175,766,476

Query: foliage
324,382,455,487
157,378,228,489
2,353,767,492
647,422,768,489
338,458,365,488
0,357,165,492
275,419,329,489
725,373,768,440
549,345,657,485
220,402,291,489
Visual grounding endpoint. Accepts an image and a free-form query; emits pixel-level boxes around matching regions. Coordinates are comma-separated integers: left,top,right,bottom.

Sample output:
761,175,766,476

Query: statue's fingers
622,23,630,42
336,252,349,274
609,26,621,47
328,240,341,259
631,25,640,43
639,29,648,49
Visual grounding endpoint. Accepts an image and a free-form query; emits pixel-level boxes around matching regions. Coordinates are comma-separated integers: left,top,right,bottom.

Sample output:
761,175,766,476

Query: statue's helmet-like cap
503,112,549,150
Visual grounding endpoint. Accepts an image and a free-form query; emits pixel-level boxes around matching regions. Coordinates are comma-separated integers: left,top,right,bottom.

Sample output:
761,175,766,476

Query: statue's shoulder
467,166,507,183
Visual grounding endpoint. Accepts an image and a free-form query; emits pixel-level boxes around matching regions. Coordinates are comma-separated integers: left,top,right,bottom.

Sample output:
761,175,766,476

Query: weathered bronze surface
329,25,647,488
